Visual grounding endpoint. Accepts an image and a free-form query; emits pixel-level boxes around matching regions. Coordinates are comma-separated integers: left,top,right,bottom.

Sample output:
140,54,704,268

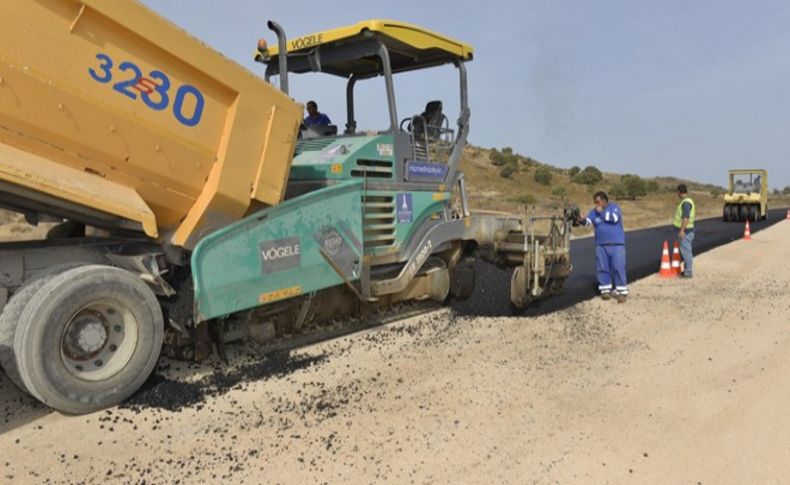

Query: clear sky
140,0,790,188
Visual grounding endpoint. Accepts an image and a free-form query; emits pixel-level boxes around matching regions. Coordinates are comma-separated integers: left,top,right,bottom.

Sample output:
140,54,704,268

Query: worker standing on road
579,191,628,302
675,184,695,278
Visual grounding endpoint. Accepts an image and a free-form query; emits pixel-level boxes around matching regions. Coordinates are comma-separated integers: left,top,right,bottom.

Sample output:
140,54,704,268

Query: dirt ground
1,221,789,484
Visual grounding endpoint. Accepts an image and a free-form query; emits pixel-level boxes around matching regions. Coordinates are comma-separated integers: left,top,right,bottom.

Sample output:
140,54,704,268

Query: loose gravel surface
2,221,789,484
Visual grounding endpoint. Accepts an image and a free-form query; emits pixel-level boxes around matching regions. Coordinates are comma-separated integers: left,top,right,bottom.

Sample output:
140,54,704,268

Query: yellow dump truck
0,0,302,413
0,1,574,413
722,169,768,222
0,1,302,246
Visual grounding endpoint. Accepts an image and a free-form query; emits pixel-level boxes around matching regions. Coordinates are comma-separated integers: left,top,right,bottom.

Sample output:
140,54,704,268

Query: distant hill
459,145,789,232
1,146,788,241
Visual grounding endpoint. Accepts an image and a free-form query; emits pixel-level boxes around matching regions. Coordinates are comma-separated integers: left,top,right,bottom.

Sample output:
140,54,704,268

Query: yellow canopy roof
729,169,767,175
260,19,473,77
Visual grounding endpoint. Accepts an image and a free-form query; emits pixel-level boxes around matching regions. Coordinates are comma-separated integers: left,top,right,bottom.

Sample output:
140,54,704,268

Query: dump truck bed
0,0,302,248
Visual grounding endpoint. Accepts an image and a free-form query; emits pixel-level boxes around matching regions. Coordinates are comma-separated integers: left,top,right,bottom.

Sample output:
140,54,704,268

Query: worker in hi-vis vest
674,184,695,278
580,191,628,303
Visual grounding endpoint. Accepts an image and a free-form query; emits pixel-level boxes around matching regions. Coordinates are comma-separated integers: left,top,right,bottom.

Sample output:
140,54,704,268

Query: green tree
490,147,522,168
710,187,723,198
573,165,604,186
568,166,581,179
489,149,506,166
609,183,627,199
783,186,790,195
534,166,553,185
499,160,519,179
622,174,647,198
645,180,660,193
609,174,647,199
551,186,567,198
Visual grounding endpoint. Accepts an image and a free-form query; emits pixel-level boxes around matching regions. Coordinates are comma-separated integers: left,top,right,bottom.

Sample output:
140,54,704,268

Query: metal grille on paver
351,159,394,179
362,195,396,248
294,138,334,156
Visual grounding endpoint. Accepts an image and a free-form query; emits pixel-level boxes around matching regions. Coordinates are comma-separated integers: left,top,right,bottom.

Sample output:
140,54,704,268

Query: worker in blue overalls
580,191,628,303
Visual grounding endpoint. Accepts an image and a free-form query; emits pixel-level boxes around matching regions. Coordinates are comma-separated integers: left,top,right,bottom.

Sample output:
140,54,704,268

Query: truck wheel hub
76,319,108,354
60,301,139,381
64,309,109,358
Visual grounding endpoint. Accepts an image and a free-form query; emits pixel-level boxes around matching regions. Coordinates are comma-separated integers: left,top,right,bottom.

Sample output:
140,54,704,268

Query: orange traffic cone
743,220,752,241
671,241,681,275
659,240,676,278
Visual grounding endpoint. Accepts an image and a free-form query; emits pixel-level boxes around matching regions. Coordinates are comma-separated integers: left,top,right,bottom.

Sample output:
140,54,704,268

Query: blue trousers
596,244,628,295
679,231,694,276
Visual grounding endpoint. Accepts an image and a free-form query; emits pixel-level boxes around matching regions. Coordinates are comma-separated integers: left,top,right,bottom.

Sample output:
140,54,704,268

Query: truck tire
13,265,164,414
722,204,730,222
748,204,758,223
0,264,81,393
738,205,748,223
0,281,45,392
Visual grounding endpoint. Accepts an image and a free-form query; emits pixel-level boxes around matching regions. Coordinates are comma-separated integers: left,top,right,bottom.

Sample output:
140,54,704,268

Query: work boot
615,294,628,304
600,292,612,301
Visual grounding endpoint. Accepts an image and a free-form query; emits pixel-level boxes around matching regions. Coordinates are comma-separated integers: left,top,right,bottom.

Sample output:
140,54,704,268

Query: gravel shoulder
2,221,789,484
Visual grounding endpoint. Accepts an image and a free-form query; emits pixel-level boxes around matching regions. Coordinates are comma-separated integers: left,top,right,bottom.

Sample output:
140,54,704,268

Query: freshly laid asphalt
452,207,789,317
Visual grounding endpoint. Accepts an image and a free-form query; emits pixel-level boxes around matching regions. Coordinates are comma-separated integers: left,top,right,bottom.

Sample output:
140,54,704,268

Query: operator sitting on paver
303,100,331,126
579,191,628,302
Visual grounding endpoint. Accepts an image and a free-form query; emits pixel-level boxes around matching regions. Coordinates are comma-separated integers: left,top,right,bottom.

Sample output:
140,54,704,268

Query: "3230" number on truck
88,53,205,127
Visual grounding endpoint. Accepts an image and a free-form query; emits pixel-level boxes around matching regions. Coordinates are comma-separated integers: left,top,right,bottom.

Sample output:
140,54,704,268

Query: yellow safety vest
674,197,695,229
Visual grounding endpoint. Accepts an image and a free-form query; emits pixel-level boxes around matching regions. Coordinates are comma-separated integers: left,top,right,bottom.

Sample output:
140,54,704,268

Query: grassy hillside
459,145,790,235
1,145,788,241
